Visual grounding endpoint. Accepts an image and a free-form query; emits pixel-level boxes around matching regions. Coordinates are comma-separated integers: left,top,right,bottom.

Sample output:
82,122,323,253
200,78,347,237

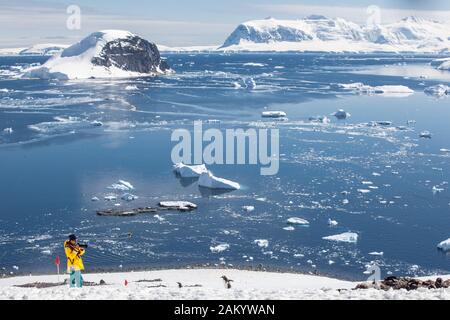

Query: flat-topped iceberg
199,171,240,190
174,163,208,178
287,217,310,225
340,83,414,97
23,30,171,80
323,232,358,243
159,201,198,211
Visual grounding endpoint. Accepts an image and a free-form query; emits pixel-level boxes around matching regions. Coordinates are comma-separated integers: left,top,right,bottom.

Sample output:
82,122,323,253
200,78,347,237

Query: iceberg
109,180,134,191
327,219,338,226
254,239,269,248
287,217,310,225
210,244,230,253
323,232,358,243
198,171,240,190
424,84,450,97
159,201,198,211
340,83,414,97
437,238,450,251
174,163,208,178
3,127,13,134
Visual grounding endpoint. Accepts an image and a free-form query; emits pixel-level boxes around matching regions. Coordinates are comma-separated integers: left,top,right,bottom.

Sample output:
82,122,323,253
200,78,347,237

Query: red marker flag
55,256,61,266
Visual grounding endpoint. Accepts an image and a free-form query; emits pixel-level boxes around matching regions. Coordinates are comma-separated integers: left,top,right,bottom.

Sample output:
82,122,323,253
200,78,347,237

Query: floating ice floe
125,85,138,91
198,171,240,190
159,201,198,211
419,131,432,139
309,116,330,124
104,195,117,201
437,238,450,251
328,219,338,226
283,226,295,231
340,83,414,97
357,189,371,194
439,148,450,153
254,239,269,248
261,111,287,118
331,109,351,120
109,180,134,191
242,205,255,212
91,197,99,202
2,127,13,134
243,62,265,67
424,84,450,97
287,217,309,225
369,251,384,256
432,186,444,194
173,163,208,178
210,244,230,253
322,232,358,243
121,193,138,201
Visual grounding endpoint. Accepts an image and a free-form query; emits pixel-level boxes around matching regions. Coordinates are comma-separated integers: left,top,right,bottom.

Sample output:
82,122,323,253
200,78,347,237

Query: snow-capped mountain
221,16,450,53
24,30,171,80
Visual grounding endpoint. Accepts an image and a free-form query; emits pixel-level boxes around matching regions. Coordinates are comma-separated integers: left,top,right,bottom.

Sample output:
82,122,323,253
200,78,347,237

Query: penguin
177,282,183,288
221,276,233,289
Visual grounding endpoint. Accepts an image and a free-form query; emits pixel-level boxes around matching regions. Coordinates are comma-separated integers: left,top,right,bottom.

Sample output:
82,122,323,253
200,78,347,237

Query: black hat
68,234,77,241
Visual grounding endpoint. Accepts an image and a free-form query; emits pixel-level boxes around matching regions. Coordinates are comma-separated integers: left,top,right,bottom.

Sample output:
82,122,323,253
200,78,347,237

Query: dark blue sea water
0,53,449,280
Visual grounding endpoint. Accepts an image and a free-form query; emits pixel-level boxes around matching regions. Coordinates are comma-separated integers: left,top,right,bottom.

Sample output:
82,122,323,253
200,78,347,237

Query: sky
1,0,450,48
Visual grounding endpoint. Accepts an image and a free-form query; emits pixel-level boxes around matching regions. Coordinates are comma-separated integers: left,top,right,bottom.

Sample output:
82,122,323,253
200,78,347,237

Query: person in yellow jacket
64,234,86,288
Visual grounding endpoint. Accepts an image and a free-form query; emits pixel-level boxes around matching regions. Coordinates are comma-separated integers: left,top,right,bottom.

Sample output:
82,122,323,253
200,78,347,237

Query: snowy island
23,30,171,80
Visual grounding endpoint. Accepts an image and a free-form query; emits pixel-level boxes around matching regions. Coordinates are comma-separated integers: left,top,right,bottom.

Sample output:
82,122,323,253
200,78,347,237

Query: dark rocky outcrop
91,35,170,74
355,276,450,291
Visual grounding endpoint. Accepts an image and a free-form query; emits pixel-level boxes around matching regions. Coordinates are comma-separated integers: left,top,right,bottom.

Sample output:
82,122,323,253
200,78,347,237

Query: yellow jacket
64,240,85,272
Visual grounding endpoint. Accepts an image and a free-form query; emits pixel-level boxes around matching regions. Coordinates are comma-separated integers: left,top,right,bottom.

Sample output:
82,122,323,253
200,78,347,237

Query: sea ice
419,131,432,139
3,127,13,134
242,206,255,212
174,163,208,178
287,217,310,225
437,238,450,251
322,232,358,243
159,201,198,210
424,84,450,97
210,244,230,253
121,193,138,201
369,252,384,256
198,171,240,190
328,219,338,226
254,239,269,248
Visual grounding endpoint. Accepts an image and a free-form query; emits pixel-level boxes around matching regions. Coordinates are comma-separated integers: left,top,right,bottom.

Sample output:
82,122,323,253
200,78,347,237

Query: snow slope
0,269,449,300
220,16,450,53
23,30,170,80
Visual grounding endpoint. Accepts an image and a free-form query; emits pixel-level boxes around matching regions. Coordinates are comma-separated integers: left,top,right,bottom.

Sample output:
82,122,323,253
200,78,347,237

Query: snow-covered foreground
0,269,449,300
